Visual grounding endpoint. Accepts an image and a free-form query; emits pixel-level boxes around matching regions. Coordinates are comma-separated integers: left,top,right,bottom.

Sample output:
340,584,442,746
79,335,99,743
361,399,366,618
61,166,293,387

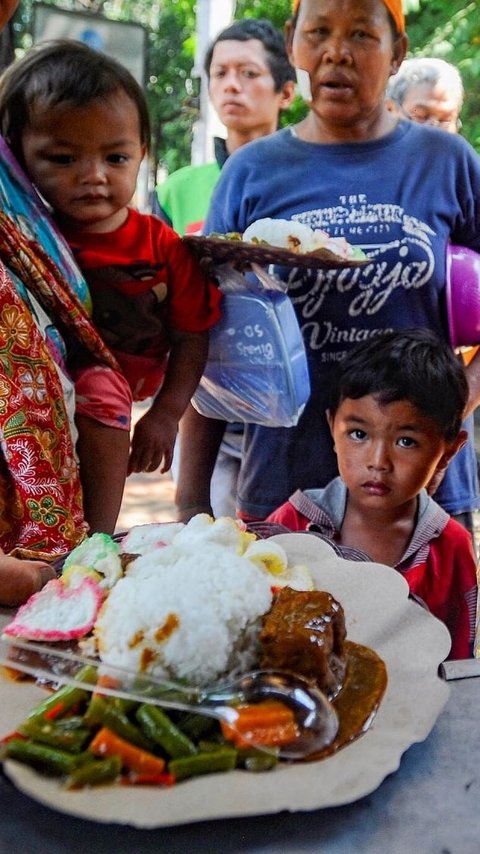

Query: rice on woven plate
242,217,362,260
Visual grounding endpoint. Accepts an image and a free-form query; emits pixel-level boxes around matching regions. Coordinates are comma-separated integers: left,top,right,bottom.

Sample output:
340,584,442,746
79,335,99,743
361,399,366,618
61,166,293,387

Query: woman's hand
0,550,55,607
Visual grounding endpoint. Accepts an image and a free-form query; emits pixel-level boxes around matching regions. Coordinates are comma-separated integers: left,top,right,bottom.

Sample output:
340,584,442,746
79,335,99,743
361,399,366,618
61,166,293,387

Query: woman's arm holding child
128,330,209,475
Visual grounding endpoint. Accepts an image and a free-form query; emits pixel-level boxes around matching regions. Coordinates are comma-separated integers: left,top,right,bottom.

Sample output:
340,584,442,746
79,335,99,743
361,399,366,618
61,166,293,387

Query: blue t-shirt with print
205,121,480,519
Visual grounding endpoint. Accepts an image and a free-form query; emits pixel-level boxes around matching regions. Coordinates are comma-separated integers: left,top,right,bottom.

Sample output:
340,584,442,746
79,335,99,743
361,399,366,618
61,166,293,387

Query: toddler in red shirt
0,41,221,533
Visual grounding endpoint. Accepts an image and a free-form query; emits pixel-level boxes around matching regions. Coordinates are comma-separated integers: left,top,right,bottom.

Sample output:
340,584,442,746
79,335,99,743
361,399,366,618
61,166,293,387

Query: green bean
177,711,217,741
46,714,87,730
236,747,279,772
198,740,233,752
112,697,137,715
5,738,89,776
168,748,237,781
20,665,98,726
65,755,122,789
19,718,91,753
83,695,153,751
136,705,197,759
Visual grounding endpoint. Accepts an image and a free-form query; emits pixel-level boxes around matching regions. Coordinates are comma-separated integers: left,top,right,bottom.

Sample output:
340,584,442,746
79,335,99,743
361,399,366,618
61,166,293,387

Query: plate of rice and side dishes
0,518,451,828
183,218,369,270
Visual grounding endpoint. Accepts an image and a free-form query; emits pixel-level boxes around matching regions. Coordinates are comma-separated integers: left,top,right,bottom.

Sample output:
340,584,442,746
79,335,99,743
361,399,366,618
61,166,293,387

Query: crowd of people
0,0,478,659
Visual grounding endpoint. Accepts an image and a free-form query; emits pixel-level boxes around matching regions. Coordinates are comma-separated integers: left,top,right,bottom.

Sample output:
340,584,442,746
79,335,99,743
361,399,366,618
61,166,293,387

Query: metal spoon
193,669,339,759
0,637,339,759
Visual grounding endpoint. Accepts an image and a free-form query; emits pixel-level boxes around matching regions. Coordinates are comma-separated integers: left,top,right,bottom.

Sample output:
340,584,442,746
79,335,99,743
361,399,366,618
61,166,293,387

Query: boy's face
21,90,146,233
327,395,463,513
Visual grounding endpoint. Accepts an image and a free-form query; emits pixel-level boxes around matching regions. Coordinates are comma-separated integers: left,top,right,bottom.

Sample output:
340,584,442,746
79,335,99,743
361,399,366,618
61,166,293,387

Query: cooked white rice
120,522,184,556
242,217,358,259
171,514,255,554
94,542,273,686
243,217,314,252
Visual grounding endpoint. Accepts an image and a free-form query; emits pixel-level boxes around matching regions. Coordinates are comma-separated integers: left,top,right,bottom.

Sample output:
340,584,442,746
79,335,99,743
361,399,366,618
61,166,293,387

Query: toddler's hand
128,409,178,475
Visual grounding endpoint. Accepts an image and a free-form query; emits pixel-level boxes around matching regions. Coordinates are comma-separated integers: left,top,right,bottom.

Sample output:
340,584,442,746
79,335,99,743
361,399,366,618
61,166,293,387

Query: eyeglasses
399,107,462,131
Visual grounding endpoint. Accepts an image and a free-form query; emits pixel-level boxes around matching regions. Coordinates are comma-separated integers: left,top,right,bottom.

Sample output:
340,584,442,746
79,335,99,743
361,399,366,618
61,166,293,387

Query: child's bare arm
128,330,209,475
175,404,227,522
0,548,55,607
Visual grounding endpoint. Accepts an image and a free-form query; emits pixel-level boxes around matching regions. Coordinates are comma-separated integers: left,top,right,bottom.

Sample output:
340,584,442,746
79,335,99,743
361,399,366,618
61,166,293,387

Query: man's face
208,38,288,136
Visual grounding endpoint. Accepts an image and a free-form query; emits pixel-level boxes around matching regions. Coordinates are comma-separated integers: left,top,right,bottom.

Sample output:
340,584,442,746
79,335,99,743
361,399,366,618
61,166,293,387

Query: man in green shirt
155,18,296,237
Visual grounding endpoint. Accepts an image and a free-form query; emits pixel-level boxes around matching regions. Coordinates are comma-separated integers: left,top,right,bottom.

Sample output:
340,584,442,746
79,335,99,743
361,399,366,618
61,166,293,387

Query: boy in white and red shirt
267,330,478,660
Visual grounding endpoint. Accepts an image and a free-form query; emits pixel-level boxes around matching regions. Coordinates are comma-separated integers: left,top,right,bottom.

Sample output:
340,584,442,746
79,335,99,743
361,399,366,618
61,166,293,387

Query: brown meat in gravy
259,587,347,697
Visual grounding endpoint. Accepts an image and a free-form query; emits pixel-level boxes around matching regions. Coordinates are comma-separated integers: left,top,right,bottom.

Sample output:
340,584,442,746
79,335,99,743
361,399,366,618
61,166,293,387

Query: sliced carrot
89,726,166,775
222,721,299,748
221,701,299,748
224,701,295,727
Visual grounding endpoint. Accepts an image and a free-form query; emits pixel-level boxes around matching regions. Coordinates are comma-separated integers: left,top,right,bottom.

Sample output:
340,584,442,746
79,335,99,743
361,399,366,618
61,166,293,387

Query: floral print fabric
0,261,87,557
0,213,120,558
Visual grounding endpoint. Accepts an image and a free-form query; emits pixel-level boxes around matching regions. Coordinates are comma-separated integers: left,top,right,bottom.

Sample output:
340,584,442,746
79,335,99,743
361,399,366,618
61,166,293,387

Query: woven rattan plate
183,235,367,270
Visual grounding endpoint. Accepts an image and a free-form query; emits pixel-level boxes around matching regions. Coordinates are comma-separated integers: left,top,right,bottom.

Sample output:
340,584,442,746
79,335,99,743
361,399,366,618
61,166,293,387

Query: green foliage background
10,0,480,174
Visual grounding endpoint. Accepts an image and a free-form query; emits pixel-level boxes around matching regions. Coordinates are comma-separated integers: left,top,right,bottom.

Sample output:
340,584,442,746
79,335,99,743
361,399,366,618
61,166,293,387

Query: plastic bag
192,265,311,427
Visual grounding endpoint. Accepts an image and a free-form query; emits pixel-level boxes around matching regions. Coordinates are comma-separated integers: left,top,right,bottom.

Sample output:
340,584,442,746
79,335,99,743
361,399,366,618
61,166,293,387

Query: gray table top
1,675,478,854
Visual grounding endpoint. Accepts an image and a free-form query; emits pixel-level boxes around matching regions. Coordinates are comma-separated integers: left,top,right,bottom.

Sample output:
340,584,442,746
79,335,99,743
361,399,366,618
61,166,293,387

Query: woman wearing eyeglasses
385,56,463,133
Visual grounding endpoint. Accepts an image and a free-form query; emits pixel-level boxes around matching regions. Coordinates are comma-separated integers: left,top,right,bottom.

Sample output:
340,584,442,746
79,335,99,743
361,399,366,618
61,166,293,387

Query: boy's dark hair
204,18,296,91
0,40,150,162
329,329,468,442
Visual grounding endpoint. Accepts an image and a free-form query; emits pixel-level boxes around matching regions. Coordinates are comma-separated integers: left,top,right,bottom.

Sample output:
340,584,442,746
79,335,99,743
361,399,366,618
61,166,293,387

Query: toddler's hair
204,18,296,91
0,39,150,162
329,329,468,442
